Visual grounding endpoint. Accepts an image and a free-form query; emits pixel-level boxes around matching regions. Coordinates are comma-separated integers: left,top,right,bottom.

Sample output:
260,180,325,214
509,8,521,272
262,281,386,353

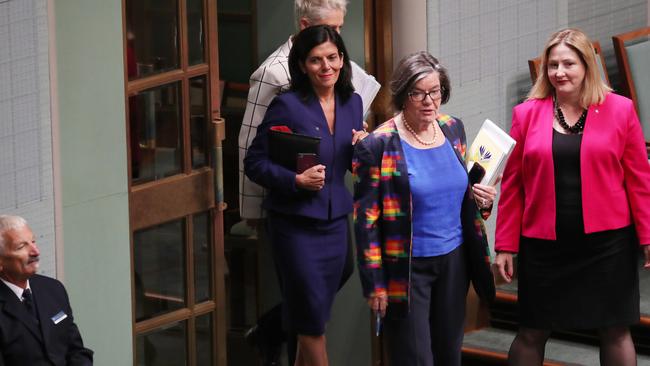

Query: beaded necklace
402,113,437,145
554,96,587,134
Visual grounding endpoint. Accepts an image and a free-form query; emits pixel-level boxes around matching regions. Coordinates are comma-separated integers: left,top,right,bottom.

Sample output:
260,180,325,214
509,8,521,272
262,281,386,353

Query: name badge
51,311,68,324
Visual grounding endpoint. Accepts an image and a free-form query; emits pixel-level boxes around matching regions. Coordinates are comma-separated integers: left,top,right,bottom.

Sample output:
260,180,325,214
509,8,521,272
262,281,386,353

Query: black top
552,128,584,236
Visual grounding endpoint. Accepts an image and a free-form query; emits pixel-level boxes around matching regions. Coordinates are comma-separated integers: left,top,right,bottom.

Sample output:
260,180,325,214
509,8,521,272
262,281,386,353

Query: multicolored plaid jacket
352,115,495,316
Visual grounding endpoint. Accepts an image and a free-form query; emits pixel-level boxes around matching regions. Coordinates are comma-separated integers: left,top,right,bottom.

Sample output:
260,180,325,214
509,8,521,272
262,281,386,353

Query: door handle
212,116,227,211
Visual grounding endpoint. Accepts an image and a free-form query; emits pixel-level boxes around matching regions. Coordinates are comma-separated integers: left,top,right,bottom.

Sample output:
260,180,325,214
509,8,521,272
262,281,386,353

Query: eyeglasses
408,89,443,102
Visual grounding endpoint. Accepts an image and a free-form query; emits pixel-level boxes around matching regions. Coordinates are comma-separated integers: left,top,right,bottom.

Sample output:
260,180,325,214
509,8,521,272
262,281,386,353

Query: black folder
268,129,320,172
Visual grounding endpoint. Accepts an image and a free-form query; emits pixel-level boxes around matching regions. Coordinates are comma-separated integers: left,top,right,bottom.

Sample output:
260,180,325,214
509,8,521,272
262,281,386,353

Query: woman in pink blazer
494,28,650,365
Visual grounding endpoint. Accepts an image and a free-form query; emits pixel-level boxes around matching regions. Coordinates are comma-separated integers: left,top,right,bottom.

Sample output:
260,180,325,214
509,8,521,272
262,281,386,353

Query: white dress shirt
1,278,31,301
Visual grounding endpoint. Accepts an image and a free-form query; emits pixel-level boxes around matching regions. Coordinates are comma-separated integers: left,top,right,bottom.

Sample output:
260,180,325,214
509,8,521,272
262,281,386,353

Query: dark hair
288,25,354,101
390,51,451,112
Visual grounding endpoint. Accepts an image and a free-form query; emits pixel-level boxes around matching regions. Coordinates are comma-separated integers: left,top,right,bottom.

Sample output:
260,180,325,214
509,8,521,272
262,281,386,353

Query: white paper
467,119,516,185
351,62,381,119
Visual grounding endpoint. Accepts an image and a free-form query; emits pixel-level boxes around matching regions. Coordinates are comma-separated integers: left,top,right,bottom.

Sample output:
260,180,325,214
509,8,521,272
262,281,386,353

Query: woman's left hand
352,125,369,145
643,245,650,269
472,183,497,209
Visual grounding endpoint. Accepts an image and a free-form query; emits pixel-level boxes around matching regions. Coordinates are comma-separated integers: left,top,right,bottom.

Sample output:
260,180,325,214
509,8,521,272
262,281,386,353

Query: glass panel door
136,321,188,366
124,0,225,365
129,82,183,183
125,0,180,80
134,219,187,321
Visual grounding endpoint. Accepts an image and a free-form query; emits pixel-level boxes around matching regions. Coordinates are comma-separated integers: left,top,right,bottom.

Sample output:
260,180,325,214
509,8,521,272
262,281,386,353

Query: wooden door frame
206,0,228,364
364,0,393,131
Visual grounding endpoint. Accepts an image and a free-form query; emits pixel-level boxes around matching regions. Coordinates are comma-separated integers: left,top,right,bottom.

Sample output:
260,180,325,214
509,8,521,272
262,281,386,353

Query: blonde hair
528,28,611,108
294,0,348,28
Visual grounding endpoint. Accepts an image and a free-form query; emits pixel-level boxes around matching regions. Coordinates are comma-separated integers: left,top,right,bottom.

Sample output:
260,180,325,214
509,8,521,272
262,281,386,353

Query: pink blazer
495,93,650,252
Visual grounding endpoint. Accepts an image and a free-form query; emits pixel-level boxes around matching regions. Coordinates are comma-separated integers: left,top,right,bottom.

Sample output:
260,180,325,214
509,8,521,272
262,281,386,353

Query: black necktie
22,288,37,319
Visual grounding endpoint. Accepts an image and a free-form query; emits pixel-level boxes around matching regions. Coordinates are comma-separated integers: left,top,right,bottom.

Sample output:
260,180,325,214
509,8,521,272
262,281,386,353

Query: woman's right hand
493,252,514,283
295,164,326,191
367,293,388,317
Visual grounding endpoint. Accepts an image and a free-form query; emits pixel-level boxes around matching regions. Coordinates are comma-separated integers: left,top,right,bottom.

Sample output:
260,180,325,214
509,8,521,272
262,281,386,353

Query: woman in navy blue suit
244,25,365,366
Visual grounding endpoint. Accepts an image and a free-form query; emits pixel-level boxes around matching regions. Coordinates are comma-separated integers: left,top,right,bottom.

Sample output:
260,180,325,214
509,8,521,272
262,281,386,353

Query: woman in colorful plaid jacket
352,52,496,366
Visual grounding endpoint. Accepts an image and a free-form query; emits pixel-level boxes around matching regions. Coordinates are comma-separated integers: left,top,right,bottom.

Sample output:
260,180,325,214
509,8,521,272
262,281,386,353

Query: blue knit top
401,139,467,257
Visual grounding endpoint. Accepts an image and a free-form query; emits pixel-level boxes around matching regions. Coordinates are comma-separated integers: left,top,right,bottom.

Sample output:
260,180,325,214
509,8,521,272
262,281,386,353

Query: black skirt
517,225,640,330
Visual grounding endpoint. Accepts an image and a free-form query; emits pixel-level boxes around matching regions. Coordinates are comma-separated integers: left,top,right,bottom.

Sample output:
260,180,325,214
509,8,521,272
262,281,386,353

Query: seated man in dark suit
0,215,93,366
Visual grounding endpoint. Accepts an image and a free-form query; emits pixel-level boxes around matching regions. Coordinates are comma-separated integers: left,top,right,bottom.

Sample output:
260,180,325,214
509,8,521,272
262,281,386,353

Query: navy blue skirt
266,211,348,335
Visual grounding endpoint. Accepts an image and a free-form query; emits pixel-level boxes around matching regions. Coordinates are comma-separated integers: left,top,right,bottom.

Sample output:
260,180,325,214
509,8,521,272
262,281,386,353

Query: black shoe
244,325,281,366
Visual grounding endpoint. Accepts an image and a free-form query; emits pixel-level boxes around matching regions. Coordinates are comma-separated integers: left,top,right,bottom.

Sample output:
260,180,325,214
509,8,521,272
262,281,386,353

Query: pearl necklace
402,113,437,145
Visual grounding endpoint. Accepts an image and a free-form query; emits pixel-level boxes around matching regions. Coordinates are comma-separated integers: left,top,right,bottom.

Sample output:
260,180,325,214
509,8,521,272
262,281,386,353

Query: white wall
0,0,56,276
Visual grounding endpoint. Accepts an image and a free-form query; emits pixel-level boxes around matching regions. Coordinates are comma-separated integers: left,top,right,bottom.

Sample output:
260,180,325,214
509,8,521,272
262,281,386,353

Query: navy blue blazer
0,275,93,366
244,90,363,220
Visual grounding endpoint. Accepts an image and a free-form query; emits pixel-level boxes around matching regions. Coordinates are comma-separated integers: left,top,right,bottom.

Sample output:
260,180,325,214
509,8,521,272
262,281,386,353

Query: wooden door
122,0,226,365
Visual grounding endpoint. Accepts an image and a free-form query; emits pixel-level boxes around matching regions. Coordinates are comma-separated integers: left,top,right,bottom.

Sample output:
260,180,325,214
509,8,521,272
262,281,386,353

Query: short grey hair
294,0,348,27
0,215,28,254
390,51,451,112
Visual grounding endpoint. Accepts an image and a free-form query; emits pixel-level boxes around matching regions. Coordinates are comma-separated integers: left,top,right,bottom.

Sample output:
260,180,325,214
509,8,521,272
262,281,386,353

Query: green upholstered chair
613,27,650,143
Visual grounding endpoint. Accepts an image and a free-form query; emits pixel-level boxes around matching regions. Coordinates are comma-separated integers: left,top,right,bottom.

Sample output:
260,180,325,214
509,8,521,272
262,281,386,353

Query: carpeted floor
464,328,650,365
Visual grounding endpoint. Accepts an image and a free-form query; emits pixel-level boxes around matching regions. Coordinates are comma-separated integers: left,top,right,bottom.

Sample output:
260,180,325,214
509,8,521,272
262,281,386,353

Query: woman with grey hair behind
294,0,347,32
353,51,496,365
